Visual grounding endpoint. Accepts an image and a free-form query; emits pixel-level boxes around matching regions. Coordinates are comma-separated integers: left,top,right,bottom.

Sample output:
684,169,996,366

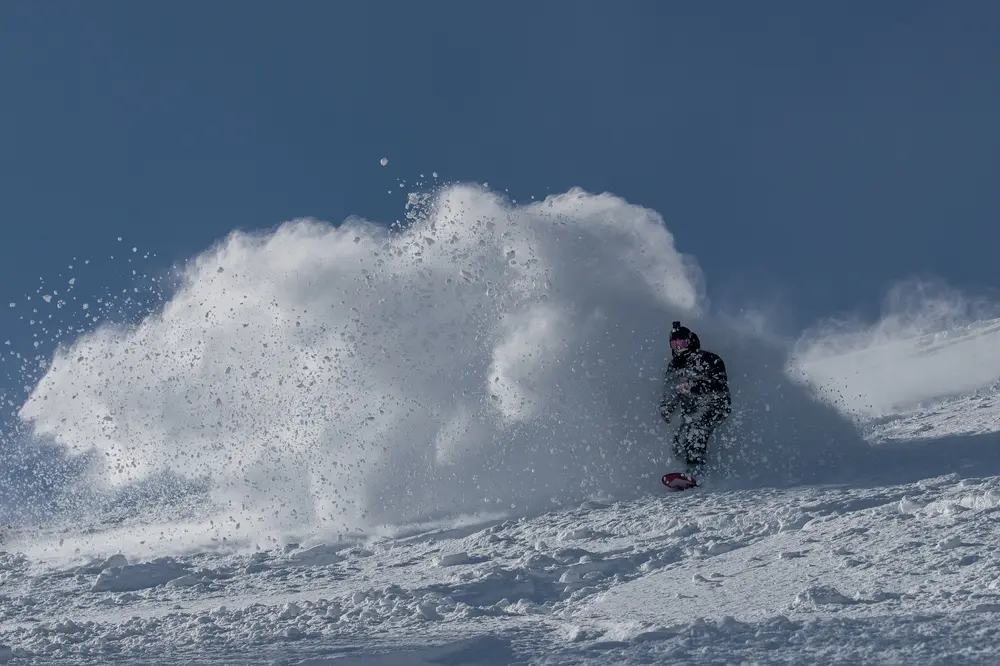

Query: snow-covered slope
3,459,1000,663
2,185,999,663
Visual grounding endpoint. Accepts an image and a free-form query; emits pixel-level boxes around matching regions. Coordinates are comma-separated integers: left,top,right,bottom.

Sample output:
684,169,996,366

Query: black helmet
670,321,700,355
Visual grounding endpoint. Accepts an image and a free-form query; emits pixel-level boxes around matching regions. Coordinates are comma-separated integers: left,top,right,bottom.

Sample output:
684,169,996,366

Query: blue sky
1,1,998,401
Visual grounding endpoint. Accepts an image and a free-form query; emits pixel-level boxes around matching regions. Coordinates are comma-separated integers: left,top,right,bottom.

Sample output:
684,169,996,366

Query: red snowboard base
661,472,698,491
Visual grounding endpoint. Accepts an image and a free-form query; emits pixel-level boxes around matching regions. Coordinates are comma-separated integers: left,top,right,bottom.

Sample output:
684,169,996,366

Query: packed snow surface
1,184,998,663
4,466,1000,664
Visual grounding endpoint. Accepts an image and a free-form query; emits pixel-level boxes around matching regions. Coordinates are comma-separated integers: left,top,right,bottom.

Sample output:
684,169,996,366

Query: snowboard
661,472,698,491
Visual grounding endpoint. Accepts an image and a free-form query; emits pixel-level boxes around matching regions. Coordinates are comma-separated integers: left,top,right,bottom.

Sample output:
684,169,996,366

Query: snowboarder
659,321,731,479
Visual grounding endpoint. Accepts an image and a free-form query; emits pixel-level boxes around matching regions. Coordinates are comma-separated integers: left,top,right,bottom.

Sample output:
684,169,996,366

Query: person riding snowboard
659,321,731,478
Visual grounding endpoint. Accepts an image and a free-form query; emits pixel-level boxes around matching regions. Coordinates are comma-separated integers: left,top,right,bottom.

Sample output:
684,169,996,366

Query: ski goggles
670,338,691,351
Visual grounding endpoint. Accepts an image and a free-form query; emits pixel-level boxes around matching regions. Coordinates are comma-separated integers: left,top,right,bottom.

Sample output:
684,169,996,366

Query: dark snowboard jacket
660,334,731,418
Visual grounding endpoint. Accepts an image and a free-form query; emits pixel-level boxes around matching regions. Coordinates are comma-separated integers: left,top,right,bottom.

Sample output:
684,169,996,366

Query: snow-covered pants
673,402,728,472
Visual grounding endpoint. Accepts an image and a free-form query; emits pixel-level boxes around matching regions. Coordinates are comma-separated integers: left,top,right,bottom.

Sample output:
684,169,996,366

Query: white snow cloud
17,184,867,550
790,279,1000,418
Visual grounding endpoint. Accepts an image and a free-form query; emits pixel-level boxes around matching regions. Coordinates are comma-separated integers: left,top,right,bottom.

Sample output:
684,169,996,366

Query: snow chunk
559,570,581,584
278,602,301,620
165,574,202,588
795,585,857,606
104,553,129,568
600,620,681,643
286,543,343,567
435,551,472,567
417,602,442,620
244,562,271,574
923,499,969,516
700,540,743,556
937,535,964,550
898,496,926,514
778,515,812,532
957,490,1000,510
51,619,85,634
666,522,699,538
91,557,189,592
77,553,128,575
557,527,594,541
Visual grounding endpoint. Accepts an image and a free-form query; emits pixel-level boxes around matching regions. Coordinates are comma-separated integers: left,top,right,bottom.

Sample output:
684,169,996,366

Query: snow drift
792,280,1000,419
16,184,869,551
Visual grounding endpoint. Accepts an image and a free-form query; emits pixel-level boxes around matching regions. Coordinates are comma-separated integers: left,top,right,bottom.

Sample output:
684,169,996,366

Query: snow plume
16,184,867,555
791,279,1000,419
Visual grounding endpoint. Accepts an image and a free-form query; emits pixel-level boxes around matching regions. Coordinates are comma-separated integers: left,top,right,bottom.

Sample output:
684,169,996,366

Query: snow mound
91,557,190,592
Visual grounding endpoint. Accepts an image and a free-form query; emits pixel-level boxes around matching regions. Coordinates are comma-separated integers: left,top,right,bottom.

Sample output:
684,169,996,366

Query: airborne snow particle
380,157,389,167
